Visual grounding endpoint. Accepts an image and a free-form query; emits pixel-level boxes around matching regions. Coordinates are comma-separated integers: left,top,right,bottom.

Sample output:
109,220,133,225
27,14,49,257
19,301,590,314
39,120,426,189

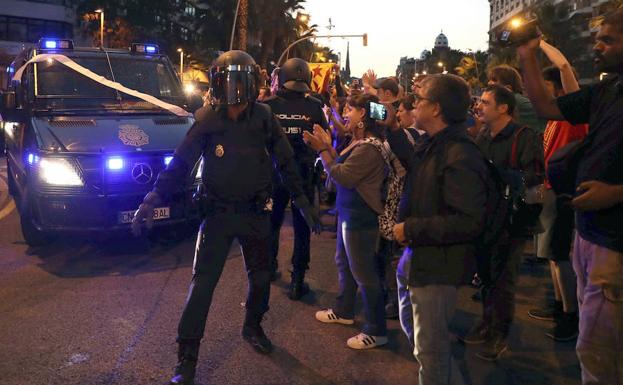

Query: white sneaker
346,333,388,350
315,309,354,325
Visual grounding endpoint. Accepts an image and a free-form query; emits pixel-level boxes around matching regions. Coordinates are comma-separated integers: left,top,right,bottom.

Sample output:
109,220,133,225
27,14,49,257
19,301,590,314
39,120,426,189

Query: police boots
242,315,273,354
169,338,200,385
287,271,309,300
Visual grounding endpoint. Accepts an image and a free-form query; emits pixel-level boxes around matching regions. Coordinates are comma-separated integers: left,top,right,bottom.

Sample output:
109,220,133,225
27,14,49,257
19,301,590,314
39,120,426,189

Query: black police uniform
152,102,306,343
263,90,329,278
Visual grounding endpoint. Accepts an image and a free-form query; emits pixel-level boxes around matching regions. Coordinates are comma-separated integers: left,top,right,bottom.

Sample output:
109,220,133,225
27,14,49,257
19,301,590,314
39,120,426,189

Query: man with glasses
393,74,489,385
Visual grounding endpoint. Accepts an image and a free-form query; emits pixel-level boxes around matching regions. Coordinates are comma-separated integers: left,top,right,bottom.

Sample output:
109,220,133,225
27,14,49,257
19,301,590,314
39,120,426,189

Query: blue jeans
398,251,465,385
397,252,414,346
334,217,386,336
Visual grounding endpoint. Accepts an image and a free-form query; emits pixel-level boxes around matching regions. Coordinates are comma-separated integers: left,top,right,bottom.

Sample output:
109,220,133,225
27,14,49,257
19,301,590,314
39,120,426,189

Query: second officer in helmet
132,50,321,385
263,58,329,300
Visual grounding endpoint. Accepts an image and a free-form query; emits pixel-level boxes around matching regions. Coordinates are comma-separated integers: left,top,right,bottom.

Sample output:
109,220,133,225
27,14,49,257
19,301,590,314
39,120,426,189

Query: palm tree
455,54,487,90
590,0,623,30
249,0,309,68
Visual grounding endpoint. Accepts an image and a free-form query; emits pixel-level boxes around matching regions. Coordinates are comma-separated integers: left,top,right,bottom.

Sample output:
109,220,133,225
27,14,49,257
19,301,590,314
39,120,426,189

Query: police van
0,39,202,245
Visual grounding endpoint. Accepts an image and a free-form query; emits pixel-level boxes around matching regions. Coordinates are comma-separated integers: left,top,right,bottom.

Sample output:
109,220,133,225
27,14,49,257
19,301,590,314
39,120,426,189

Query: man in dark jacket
461,84,544,362
393,74,489,385
263,58,329,300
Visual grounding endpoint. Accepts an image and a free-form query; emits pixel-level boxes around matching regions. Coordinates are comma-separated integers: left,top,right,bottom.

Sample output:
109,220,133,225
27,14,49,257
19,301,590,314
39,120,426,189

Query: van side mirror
186,94,204,114
1,91,16,110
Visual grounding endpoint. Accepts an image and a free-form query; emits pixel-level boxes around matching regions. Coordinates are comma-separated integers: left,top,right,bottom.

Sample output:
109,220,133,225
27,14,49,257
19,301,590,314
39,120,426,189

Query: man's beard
594,52,623,73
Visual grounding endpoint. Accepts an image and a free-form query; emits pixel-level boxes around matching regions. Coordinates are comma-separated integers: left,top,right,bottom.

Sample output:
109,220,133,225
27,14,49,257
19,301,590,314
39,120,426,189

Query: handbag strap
510,125,542,176
510,125,527,170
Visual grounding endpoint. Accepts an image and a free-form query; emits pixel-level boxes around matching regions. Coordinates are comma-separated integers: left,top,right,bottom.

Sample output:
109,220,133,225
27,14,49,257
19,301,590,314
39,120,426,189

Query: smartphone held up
369,102,388,121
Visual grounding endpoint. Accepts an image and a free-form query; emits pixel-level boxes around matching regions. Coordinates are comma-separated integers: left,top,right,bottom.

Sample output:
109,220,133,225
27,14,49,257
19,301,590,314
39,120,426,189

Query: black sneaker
546,312,578,342
476,337,508,362
287,280,309,300
385,302,399,319
458,322,490,345
269,270,282,282
242,325,273,354
471,290,482,302
528,301,562,321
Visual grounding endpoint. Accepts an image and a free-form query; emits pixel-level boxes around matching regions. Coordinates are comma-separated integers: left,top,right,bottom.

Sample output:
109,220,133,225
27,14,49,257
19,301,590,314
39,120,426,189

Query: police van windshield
34,54,183,111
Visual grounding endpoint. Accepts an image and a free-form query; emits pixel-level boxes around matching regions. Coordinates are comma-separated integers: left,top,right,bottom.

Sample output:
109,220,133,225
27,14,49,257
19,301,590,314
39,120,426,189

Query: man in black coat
393,74,489,385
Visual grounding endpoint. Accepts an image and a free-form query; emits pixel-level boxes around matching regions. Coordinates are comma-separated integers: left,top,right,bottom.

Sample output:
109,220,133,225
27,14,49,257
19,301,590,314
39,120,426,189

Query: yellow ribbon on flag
309,63,334,94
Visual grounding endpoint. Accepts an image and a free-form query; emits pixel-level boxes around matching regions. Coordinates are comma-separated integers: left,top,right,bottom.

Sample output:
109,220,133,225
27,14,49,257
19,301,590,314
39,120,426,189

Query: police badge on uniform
118,124,149,147
263,198,273,213
215,144,225,157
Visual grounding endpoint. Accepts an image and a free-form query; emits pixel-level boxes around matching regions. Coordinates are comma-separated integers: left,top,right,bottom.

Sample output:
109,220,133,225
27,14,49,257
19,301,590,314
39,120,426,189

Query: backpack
362,137,407,240
436,137,511,254
504,125,544,236
435,127,542,252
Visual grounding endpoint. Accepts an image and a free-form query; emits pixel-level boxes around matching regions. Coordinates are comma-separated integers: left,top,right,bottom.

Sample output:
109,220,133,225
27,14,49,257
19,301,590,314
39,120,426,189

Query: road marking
60,353,89,369
0,200,16,220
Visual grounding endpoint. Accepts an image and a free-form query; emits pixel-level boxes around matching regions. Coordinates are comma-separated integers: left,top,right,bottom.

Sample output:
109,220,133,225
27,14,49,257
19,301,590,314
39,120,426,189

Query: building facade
489,0,615,84
0,0,76,86
395,31,453,92
396,56,416,92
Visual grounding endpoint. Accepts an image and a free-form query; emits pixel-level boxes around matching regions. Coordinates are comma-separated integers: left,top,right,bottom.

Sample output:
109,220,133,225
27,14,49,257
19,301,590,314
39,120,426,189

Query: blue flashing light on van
38,38,74,50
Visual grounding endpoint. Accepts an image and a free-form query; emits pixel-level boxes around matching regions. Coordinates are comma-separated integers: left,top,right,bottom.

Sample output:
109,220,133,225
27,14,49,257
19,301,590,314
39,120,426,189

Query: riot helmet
278,58,311,93
209,50,260,105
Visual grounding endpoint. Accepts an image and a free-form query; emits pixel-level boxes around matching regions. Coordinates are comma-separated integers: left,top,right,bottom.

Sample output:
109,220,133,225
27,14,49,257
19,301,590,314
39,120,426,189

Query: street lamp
177,48,184,81
276,33,368,66
94,9,104,48
296,12,310,25
437,61,447,73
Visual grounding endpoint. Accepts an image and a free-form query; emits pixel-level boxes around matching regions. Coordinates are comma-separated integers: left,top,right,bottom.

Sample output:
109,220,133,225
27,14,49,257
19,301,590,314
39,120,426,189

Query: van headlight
37,157,84,186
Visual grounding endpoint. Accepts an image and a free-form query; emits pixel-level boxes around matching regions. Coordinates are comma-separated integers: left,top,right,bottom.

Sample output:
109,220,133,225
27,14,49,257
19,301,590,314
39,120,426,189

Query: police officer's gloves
131,191,162,237
294,195,322,234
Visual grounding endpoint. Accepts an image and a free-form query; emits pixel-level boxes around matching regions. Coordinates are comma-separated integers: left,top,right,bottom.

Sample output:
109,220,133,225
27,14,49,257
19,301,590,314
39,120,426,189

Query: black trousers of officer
177,208,271,340
269,162,315,275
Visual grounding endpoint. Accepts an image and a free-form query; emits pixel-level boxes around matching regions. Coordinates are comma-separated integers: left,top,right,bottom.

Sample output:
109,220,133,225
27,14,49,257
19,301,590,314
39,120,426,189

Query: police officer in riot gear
263,58,329,300
131,50,320,385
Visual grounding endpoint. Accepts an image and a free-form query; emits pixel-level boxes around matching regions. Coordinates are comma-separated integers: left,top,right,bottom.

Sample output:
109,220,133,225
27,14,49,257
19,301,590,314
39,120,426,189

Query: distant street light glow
184,83,196,94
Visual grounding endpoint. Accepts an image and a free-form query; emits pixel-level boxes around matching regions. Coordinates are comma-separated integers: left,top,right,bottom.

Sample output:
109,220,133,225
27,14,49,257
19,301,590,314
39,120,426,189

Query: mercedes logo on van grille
132,163,153,184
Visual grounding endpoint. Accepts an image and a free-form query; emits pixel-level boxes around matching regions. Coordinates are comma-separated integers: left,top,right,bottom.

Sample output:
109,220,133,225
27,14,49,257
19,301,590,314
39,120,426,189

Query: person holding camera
516,9,623,385
304,94,388,350
460,84,544,362
527,41,588,343
393,74,489,385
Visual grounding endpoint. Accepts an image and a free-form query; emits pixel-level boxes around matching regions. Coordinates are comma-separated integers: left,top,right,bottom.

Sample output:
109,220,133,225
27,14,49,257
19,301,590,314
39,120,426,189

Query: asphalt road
0,157,581,385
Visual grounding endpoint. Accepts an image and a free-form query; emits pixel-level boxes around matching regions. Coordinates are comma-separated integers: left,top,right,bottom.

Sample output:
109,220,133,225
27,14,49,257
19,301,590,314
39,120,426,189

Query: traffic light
363,33,368,47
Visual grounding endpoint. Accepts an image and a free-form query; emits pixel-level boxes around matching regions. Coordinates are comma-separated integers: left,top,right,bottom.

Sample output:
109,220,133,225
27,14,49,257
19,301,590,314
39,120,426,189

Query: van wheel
18,193,51,247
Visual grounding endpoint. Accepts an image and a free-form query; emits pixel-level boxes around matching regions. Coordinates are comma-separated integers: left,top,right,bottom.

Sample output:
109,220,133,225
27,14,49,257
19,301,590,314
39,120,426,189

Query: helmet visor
210,68,257,105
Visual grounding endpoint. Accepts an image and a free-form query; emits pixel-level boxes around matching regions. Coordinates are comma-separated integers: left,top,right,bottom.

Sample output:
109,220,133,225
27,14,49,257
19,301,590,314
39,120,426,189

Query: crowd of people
133,8,623,385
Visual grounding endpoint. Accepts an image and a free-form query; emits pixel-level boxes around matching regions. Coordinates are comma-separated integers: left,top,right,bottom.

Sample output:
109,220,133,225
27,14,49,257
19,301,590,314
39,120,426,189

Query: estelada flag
309,63,334,94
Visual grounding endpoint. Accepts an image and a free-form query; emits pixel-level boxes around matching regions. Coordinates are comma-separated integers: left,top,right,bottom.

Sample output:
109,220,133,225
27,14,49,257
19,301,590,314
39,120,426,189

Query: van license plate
119,207,170,224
